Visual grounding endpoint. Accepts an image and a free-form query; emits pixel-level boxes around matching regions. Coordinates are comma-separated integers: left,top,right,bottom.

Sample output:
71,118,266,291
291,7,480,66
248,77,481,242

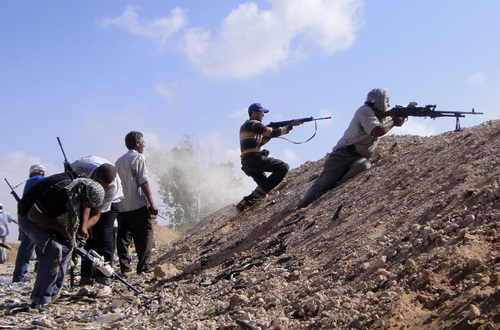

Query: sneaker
120,270,135,278
95,285,112,298
74,286,92,298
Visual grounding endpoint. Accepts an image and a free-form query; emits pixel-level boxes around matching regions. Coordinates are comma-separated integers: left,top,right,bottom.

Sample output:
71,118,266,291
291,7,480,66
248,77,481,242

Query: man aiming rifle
236,103,304,212
298,88,406,208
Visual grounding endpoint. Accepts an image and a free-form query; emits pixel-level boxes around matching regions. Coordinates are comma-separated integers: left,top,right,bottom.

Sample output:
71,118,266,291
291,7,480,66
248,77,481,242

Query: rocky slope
0,120,499,329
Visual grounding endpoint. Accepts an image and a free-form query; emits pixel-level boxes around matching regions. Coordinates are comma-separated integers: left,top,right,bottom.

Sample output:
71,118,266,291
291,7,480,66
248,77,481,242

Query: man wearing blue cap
236,103,303,212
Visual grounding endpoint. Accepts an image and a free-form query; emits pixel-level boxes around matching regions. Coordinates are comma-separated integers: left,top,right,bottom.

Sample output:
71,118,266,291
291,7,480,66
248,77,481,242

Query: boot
235,188,268,213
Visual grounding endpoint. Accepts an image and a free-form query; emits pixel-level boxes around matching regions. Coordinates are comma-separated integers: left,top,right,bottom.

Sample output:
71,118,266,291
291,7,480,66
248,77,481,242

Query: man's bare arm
140,181,158,215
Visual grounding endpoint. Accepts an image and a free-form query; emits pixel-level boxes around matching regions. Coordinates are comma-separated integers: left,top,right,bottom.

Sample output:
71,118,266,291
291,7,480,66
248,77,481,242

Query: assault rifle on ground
56,236,141,294
4,178,21,203
267,116,331,144
57,137,73,172
390,104,483,131
73,240,142,294
267,116,331,128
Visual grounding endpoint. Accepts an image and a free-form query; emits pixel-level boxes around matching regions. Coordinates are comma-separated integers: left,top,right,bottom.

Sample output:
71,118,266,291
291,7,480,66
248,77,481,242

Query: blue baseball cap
248,103,269,115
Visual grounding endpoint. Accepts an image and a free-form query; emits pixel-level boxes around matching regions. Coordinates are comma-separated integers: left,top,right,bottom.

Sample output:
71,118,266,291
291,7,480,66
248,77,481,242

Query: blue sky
1,1,498,242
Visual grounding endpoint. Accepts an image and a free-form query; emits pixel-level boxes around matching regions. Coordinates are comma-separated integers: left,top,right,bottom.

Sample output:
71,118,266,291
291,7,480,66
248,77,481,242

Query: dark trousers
116,206,154,274
80,203,119,285
241,154,289,192
298,148,371,208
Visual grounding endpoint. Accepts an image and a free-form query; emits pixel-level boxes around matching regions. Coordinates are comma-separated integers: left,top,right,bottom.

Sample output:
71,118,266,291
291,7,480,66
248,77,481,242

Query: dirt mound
151,120,499,329
153,223,179,247
0,120,498,329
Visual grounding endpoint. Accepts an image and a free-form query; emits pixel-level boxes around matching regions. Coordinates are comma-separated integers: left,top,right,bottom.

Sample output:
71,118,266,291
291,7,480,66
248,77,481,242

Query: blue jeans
298,148,371,208
19,216,71,306
12,220,37,282
80,203,119,285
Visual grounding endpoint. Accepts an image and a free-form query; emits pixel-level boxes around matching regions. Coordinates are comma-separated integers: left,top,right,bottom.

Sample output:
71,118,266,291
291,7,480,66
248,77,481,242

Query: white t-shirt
71,155,123,213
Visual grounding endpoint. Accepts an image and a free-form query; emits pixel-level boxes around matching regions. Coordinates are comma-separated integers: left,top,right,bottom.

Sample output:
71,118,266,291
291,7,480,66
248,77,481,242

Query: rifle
55,235,141,294
0,242,11,250
267,116,331,144
391,105,483,131
267,116,331,128
4,178,21,203
57,137,72,172
73,241,142,294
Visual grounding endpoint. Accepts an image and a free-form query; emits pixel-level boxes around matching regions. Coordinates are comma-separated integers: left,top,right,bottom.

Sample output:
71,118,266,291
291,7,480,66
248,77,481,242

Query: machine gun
391,104,483,131
267,116,331,128
57,137,73,172
267,116,331,144
4,178,21,203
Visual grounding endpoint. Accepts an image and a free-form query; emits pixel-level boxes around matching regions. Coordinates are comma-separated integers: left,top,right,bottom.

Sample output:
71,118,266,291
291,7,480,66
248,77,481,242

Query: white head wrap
366,88,390,112
29,164,46,176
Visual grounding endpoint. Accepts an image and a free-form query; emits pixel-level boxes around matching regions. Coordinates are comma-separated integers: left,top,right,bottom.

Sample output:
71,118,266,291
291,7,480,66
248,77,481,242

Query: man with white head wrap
18,171,104,308
298,88,406,208
12,164,46,282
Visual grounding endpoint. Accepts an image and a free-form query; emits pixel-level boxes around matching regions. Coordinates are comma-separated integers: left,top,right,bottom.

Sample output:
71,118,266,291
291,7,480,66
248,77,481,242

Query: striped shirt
240,120,292,159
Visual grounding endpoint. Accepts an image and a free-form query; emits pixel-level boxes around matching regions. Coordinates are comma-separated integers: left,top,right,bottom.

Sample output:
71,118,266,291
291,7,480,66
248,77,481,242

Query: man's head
125,131,145,153
248,103,269,121
80,180,105,209
29,164,46,178
0,203,3,211
366,88,390,112
92,163,116,188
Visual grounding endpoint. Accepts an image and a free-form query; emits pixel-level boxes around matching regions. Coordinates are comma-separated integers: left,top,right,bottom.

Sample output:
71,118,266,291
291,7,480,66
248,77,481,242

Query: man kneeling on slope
236,103,303,212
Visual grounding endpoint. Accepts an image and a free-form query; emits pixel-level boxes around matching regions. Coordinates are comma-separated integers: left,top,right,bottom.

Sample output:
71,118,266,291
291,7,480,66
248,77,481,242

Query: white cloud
180,0,364,79
395,120,437,137
153,81,189,106
0,151,59,243
102,6,188,47
104,1,363,79
229,107,248,119
281,148,300,165
467,72,484,84
318,109,334,126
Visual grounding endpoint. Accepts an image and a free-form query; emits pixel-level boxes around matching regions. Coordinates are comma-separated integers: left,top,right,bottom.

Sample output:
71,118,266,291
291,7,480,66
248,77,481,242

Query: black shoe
235,200,249,213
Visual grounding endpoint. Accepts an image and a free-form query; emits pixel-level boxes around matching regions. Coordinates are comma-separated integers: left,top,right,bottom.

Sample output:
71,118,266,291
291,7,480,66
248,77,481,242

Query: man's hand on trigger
392,116,405,127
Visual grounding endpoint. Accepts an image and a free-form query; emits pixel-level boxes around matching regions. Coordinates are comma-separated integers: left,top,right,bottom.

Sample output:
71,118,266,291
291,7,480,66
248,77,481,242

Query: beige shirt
334,105,390,158
115,150,150,212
